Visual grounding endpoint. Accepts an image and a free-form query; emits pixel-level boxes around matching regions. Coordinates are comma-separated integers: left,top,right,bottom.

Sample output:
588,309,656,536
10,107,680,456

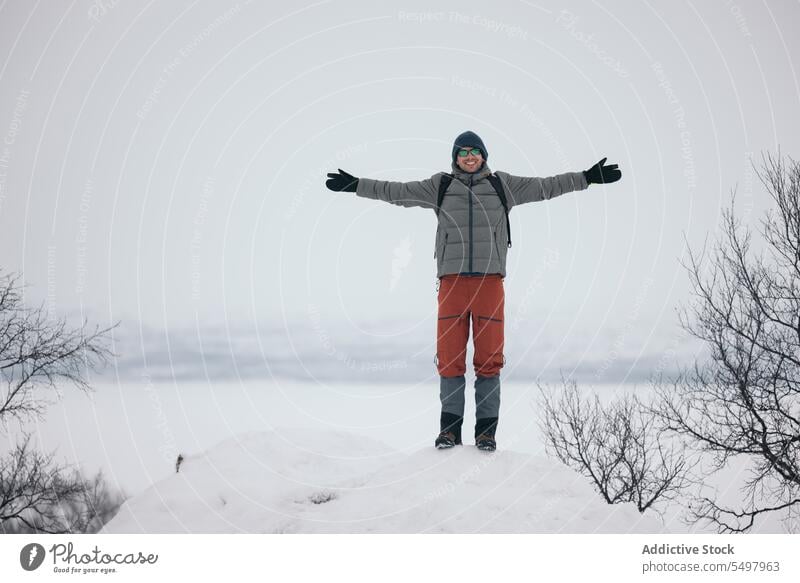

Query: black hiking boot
474,417,498,451
435,412,463,449
475,434,497,451
435,431,459,449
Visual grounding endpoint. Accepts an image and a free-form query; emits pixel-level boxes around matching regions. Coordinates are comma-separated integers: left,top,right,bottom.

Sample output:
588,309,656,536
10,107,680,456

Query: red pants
436,274,505,377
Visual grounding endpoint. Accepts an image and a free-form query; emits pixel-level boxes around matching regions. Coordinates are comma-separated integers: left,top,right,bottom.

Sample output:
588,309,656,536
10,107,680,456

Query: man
326,130,621,451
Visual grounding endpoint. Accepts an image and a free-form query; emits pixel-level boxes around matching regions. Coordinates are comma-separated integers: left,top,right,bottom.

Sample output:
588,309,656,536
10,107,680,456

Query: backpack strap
436,173,453,216
486,174,512,248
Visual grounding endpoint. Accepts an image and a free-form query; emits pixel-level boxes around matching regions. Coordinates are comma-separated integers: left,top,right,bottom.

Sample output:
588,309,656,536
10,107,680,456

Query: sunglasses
457,148,482,158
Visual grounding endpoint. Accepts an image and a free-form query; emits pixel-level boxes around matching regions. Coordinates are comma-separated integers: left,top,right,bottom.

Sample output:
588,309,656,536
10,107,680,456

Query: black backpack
436,173,512,248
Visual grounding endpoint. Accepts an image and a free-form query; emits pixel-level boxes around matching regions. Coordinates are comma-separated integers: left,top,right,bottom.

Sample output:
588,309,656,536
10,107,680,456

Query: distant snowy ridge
107,321,697,384
102,428,667,534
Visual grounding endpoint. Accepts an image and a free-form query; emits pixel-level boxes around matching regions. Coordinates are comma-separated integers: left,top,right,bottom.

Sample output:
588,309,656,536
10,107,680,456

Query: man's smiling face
455,148,484,173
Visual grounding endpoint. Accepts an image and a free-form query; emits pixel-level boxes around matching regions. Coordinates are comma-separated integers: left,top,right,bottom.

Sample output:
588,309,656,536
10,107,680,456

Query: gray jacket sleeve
355,173,441,209
494,170,588,208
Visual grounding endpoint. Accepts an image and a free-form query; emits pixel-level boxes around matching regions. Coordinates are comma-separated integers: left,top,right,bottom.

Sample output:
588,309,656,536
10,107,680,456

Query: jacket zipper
468,175,474,272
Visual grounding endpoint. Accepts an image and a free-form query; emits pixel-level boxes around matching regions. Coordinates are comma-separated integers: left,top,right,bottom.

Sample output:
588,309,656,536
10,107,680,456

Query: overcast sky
1,0,799,382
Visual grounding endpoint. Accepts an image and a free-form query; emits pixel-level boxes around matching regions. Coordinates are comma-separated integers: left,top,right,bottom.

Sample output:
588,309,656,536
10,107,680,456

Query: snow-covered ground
22,378,566,496
11,379,793,534
101,428,664,533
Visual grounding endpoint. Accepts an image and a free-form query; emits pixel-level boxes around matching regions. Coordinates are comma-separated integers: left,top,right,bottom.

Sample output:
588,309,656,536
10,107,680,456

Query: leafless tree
0,434,126,533
539,379,693,514
0,271,114,421
655,152,800,532
0,270,123,533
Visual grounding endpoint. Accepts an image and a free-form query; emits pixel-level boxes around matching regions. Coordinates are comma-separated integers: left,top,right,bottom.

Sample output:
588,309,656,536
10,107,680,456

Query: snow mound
102,428,666,533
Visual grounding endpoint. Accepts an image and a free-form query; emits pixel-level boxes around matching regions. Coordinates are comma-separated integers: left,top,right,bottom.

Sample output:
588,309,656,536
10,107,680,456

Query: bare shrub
539,379,693,514
0,434,125,533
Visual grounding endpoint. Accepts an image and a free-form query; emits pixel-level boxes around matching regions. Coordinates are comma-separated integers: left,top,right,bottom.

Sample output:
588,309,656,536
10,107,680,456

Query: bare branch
0,433,126,534
538,379,694,514
0,270,116,425
654,151,800,532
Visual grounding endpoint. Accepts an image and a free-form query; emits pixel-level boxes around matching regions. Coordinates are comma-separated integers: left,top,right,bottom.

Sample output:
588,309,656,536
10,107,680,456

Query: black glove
326,168,359,192
583,158,621,184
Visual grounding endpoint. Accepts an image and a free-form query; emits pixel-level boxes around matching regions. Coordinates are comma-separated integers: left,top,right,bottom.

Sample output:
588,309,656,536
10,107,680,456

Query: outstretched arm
495,170,589,208
326,168,441,209
496,157,621,208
